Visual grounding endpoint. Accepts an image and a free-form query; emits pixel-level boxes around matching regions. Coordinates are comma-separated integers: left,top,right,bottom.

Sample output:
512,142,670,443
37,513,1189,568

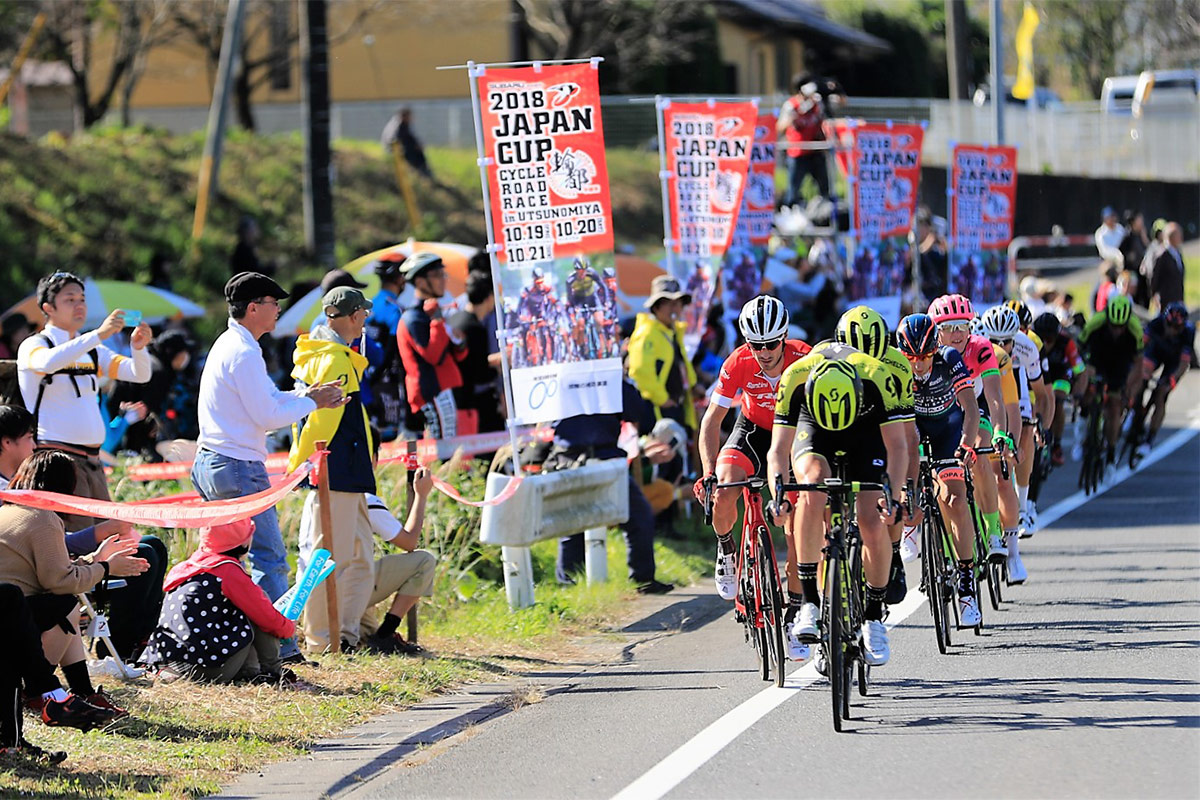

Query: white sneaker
987,535,1008,562
1006,535,1028,584
958,594,982,627
899,525,920,563
785,624,811,661
860,620,890,666
1135,442,1151,459
714,551,737,600
793,602,820,642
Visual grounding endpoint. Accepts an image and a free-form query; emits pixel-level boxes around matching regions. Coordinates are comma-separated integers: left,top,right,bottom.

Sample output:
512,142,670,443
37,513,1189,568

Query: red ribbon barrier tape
430,475,523,508
0,464,313,528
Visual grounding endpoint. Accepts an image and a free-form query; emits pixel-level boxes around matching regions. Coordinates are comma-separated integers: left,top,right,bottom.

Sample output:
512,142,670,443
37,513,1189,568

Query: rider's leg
711,461,747,539
788,453,829,641
1016,423,1035,529
855,491,891,612
1147,382,1172,444
972,427,1004,558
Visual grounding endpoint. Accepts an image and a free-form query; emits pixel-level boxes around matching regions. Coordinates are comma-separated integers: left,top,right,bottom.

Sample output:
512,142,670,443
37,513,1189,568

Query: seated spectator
143,519,297,684
0,450,148,718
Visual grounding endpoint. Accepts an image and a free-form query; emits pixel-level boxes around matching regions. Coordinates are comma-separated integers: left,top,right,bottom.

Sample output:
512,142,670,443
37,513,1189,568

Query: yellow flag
1013,2,1040,100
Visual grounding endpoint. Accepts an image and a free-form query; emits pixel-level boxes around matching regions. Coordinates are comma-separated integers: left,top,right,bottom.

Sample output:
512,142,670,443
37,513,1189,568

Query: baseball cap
225,272,289,304
373,251,407,280
1101,206,1117,219
322,286,373,318
644,275,692,309
320,268,368,294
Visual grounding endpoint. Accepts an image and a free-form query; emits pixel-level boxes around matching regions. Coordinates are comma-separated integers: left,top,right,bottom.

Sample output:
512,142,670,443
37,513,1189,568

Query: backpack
25,334,100,439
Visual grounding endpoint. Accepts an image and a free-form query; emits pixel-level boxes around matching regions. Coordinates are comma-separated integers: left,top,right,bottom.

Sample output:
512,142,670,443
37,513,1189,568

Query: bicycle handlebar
975,444,1011,480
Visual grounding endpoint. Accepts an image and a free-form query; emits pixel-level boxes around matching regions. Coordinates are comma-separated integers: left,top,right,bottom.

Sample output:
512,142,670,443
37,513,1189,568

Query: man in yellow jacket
628,276,698,432
287,287,378,652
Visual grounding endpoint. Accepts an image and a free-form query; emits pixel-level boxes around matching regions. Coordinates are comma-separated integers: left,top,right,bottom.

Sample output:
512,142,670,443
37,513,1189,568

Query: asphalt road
346,380,1200,800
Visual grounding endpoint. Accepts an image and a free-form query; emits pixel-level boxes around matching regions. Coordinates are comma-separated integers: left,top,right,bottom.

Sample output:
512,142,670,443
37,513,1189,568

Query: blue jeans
191,448,297,657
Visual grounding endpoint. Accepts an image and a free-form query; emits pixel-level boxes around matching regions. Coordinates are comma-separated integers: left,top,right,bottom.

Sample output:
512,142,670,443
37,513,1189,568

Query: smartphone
123,310,143,328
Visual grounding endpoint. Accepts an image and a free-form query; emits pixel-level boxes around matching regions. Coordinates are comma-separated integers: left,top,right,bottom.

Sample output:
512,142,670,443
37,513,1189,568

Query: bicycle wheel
922,514,951,654
756,526,787,688
824,552,846,732
848,539,870,698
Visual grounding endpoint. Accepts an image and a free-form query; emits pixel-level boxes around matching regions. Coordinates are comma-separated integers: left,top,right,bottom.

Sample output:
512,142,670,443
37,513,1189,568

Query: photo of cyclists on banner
678,258,720,354
501,253,621,370
720,246,765,333
845,235,910,326
948,249,1010,309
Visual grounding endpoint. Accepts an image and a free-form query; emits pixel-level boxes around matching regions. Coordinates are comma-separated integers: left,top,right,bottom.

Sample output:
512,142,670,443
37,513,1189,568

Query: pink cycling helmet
928,293,974,324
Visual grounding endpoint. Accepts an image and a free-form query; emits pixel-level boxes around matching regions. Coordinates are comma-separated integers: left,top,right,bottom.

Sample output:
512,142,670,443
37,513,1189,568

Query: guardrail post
584,527,608,584
502,545,535,608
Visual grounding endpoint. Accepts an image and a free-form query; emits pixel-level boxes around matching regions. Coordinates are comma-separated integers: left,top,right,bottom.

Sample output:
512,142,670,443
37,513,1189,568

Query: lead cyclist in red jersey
696,297,810,652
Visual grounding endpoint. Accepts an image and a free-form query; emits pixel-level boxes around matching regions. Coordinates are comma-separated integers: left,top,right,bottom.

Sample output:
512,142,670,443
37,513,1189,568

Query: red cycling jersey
712,340,811,428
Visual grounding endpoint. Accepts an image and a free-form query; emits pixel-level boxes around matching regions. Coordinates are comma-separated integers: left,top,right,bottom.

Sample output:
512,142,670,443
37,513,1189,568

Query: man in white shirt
191,272,345,660
17,271,152,527
1094,206,1126,268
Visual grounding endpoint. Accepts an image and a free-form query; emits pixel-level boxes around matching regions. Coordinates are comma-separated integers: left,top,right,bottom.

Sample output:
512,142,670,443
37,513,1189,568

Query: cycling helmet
403,251,444,281
602,267,617,280
970,316,984,335
896,314,939,358
928,293,974,324
531,267,546,282
835,305,889,360
805,359,862,431
1032,311,1061,341
1106,294,1133,326
1164,301,1189,327
572,257,588,272
1004,299,1033,329
979,305,1021,340
739,295,789,343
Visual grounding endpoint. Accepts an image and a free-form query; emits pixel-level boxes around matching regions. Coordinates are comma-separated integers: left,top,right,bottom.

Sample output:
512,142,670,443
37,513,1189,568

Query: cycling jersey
1143,316,1196,374
1041,334,1082,390
878,344,917,422
955,334,1000,379
712,340,811,429
566,269,605,307
912,346,974,420
518,284,558,320
1080,311,1144,389
1009,331,1042,421
975,343,1020,406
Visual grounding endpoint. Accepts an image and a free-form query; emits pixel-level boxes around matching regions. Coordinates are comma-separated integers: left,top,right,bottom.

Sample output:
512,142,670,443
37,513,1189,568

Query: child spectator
142,518,297,684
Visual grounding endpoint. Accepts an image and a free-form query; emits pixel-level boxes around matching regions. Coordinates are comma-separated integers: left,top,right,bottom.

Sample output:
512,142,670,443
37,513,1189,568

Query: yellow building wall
715,19,804,98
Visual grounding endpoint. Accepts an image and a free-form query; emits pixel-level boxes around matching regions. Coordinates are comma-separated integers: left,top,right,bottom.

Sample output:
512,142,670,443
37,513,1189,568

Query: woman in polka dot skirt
142,519,296,684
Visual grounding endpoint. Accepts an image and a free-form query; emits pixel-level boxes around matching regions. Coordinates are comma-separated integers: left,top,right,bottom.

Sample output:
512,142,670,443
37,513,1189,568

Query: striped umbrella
273,240,479,337
2,279,206,330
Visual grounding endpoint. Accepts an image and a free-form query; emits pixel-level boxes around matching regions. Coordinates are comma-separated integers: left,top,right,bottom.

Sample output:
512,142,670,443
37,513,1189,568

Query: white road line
611,420,1200,800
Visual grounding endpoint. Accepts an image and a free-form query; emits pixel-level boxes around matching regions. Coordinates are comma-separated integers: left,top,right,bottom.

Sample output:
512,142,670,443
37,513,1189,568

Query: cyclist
767,342,911,667
928,294,1012,565
517,268,560,364
1033,311,1085,466
834,305,918,606
1004,300,1054,537
565,257,605,310
1078,294,1144,467
1133,301,1194,458
696,297,811,656
896,314,984,625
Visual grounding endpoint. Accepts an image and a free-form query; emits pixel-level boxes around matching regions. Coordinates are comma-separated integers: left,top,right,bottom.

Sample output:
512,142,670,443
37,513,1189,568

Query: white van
1100,75,1139,115
1132,69,1199,117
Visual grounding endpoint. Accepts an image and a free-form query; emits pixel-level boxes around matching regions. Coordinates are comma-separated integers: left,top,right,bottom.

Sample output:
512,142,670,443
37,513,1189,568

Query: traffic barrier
480,458,629,609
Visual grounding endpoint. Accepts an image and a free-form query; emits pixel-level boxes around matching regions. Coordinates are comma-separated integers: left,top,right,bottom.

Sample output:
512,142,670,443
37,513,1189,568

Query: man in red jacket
397,253,468,438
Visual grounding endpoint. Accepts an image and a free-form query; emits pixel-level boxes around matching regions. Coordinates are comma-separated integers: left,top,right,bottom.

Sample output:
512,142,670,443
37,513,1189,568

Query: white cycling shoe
785,624,811,661
1006,534,1028,584
899,525,920,563
958,594,982,627
792,603,820,643
714,551,737,600
860,620,890,666
987,535,1008,562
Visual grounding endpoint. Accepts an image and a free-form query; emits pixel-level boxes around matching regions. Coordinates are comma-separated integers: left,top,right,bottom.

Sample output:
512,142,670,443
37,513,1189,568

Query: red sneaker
82,687,129,721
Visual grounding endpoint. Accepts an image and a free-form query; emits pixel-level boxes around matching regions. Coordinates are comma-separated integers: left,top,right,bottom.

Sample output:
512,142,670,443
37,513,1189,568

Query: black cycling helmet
1004,299,1033,329
896,313,939,358
1165,301,1189,327
1032,311,1061,341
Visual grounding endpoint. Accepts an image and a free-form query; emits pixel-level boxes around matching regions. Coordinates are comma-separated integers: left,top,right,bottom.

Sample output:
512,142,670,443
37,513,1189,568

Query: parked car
1132,69,1199,117
1100,74,1139,115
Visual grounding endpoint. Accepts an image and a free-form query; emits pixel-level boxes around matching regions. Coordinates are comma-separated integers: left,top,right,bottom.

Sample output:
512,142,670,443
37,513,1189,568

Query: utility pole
509,0,529,62
989,0,1005,144
945,0,971,100
300,0,336,268
191,0,245,243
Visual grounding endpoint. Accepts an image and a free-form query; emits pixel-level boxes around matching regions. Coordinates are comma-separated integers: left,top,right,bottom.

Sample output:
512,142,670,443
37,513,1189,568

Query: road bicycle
777,454,889,732
969,445,1004,610
1077,378,1110,495
914,441,961,654
1026,421,1053,533
702,477,787,688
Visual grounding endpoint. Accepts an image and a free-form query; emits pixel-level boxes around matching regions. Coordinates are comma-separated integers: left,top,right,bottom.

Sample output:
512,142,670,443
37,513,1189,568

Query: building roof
0,59,73,88
718,0,892,55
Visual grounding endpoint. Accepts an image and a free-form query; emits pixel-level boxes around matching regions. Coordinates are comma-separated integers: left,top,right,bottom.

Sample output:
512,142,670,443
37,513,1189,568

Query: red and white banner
731,113,777,248
833,121,925,241
662,100,757,260
950,143,1018,251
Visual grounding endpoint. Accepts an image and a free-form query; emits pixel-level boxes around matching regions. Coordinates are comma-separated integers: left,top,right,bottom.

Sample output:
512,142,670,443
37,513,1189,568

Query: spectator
1150,222,1186,311
449,272,503,436
398,253,467,439
777,247,841,343
0,314,31,361
287,287,381,653
305,427,436,655
552,376,674,595
191,272,346,662
381,106,432,179
366,253,409,439
1120,210,1150,276
368,254,408,338
142,519,297,685
230,216,272,277
106,329,194,459
777,75,830,207
0,404,35,490
628,276,697,433
914,207,949,304
0,450,148,719
17,271,152,529
1094,206,1126,268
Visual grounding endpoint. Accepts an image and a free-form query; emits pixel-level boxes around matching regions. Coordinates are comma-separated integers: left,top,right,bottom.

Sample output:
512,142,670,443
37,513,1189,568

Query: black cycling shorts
917,413,967,481
1144,339,1184,378
792,419,888,484
717,414,771,479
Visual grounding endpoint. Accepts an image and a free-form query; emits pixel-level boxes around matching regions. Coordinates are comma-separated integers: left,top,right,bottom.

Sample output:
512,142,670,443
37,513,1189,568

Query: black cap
320,268,368,294
373,251,407,280
225,272,289,304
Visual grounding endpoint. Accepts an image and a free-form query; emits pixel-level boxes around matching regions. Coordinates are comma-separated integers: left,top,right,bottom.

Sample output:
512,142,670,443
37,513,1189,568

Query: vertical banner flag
723,113,775,339
1012,3,1040,101
660,99,757,352
475,62,620,424
949,143,1019,307
828,120,925,325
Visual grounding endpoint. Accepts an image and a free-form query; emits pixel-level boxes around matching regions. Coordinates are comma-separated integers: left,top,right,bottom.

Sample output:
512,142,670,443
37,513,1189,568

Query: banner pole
655,96,676,279
465,59,523,474
315,440,340,654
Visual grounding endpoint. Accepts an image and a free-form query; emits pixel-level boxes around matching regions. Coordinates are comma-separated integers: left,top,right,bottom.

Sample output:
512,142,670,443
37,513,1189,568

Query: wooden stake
315,440,340,653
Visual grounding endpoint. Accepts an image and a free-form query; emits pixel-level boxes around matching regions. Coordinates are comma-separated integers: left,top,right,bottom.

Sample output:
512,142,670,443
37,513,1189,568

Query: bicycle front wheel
921,514,951,654
756,526,787,688
825,552,846,732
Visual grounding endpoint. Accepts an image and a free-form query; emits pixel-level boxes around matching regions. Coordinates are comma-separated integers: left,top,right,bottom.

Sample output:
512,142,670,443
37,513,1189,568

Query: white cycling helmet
649,418,688,459
738,295,789,343
978,305,1021,340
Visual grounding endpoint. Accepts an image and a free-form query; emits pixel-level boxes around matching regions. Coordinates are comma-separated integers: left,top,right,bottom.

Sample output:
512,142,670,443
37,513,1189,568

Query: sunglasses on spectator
750,338,784,351
939,322,971,334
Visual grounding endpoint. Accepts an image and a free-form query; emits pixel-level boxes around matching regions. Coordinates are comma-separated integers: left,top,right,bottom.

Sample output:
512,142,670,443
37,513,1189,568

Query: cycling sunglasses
989,337,1014,347
903,351,935,363
750,338,784,351
938,321,971,334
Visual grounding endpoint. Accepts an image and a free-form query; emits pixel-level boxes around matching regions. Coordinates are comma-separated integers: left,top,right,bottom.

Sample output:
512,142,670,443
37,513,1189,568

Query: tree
1034,0,1131,99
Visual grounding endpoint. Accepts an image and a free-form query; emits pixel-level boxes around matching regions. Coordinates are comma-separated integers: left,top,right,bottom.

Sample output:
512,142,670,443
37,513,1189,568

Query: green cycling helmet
1106,294,1132,326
